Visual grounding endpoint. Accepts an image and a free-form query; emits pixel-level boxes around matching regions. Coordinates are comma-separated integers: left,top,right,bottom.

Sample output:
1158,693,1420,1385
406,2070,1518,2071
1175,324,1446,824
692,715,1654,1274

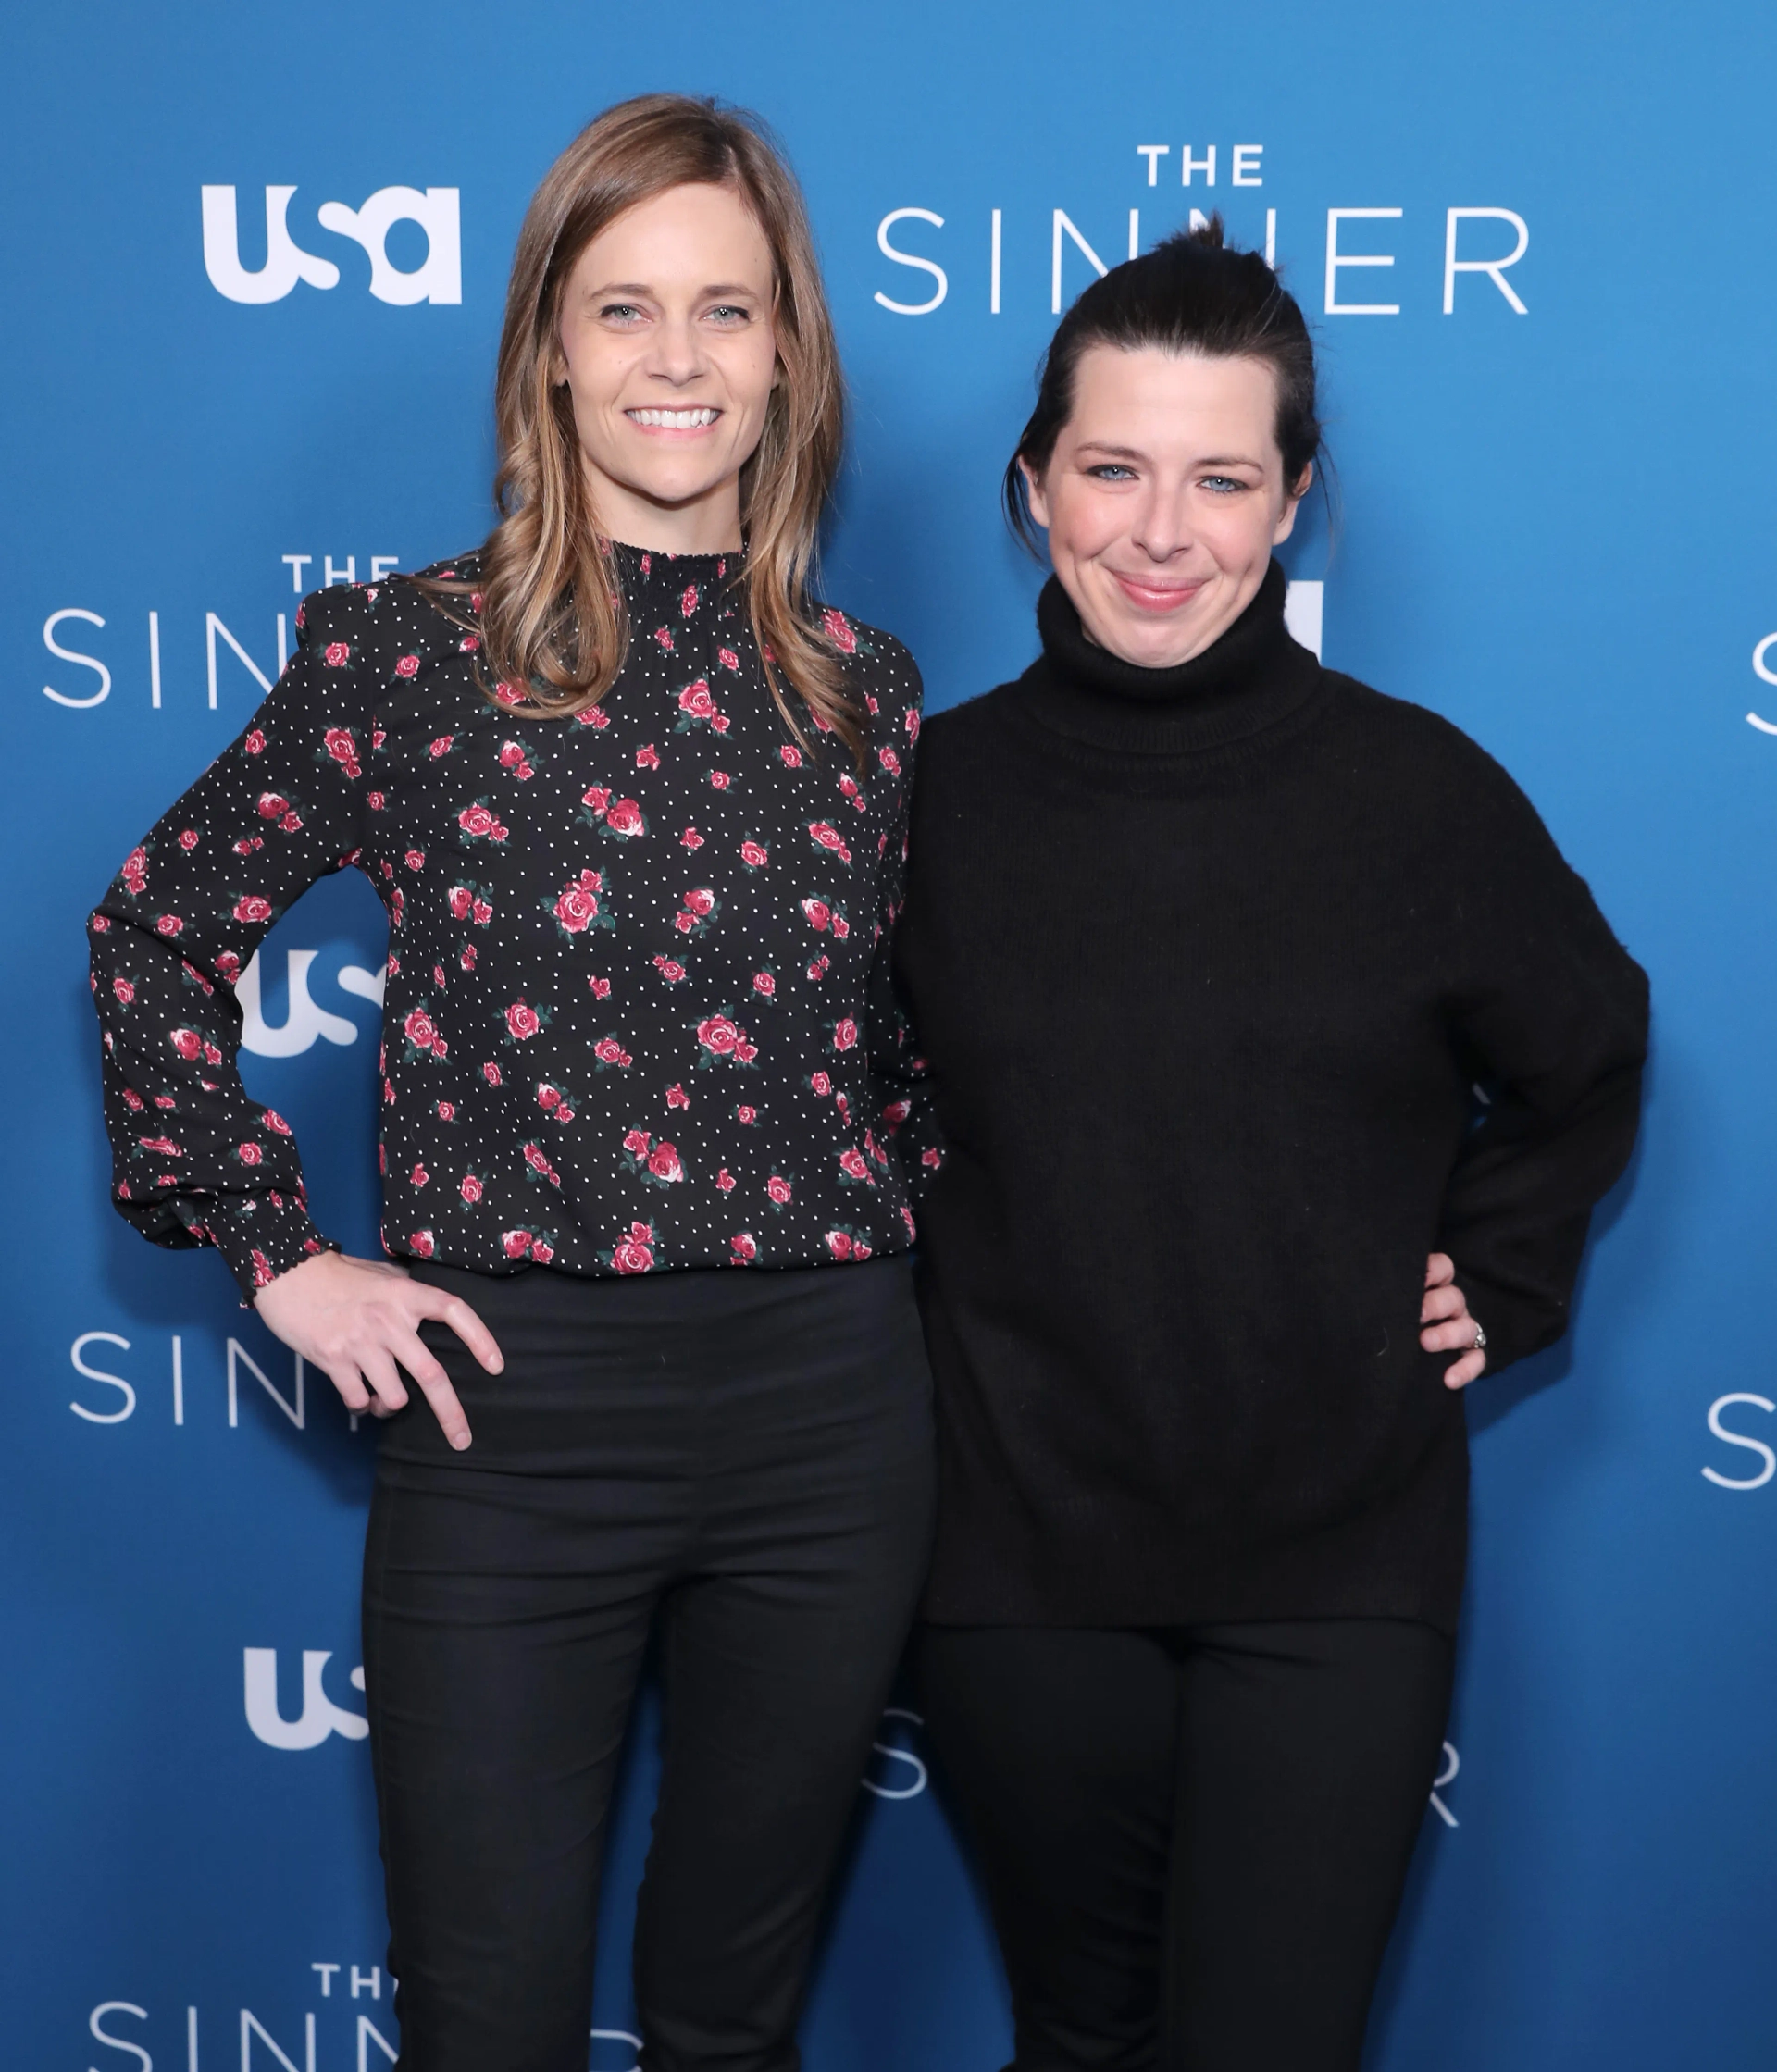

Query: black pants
918,1619,1455,2072
362,1258,934,2072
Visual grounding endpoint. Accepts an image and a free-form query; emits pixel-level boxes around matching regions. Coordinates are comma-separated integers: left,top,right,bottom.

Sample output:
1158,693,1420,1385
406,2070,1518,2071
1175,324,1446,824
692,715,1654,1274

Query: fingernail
453,1432,471,1451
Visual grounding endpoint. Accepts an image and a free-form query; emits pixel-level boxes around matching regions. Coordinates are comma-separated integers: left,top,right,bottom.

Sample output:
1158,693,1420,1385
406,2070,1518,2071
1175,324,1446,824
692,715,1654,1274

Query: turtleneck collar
1020,557,1324,755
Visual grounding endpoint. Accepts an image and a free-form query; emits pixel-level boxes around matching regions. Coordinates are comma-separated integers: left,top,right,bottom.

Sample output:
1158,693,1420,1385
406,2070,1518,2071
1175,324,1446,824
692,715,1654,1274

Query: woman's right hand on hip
252,1250,502,1450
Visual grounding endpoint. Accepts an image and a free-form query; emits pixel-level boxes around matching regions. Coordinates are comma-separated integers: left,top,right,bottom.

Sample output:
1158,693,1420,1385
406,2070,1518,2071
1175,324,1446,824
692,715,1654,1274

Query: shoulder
1324,673,1548,819
295,550,482,675
915,677,1025,764
813,600,925,737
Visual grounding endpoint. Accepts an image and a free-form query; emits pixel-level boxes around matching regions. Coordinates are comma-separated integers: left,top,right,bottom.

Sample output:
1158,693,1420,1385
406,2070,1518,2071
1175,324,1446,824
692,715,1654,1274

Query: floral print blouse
87,544,938,1298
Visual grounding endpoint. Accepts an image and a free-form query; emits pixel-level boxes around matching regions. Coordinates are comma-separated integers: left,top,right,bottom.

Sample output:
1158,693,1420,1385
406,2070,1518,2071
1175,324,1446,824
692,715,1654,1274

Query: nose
644,311,710,388
1127,479,1195,564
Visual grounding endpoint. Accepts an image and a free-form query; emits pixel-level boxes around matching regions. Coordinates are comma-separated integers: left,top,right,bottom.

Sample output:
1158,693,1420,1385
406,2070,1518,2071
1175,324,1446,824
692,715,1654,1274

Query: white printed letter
317,188,462,305
201,187,339,304
874,209,947,315
1443,207,1529,315
1324,208,1402,316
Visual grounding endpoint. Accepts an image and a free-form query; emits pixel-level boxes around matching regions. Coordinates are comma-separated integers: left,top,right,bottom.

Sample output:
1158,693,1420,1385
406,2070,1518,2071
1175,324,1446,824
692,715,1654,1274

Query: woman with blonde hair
88,95,937,2071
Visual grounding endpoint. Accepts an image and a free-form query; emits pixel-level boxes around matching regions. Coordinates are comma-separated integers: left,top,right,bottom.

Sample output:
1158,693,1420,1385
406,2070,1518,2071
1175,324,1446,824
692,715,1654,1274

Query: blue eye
708,304,751,323
600,303,644,323
1087,464,1137,481
1201,476,1246,493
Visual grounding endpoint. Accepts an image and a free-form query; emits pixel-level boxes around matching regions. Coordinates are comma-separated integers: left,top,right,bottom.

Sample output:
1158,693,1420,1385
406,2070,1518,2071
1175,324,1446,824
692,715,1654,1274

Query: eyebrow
1075,441,1263,469
585,281,761,300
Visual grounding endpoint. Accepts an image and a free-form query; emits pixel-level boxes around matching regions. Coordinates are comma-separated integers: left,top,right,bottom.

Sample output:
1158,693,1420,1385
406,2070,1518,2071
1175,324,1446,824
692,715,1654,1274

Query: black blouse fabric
88,546,938,1297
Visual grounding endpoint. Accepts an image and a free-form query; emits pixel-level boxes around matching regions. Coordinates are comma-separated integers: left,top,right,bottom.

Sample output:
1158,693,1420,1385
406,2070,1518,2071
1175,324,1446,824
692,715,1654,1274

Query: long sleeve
88,585,380,1297
1436,758,1650,1370
864,695,945,1215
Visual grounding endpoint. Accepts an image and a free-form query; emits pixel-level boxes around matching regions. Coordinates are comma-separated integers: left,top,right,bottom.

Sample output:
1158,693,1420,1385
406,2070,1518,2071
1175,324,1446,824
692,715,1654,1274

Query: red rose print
412,1163,429,1187
780,745,802,768
121,1087,143,1110
767,1175,792,1205
367,791,387,811
810,1072,832,1097
578,704,610,728
459,804,495,837
590,975,612,999
448,886,472,918
752,972,776,998
680,584,699,617
503,1229,532,1258
652,957,687,983
404,850,426,872
684,887,716,917
710,771,731,790
472,898,492,925
178,829,199,850
877,746,902,775
237,1141,263,1165
881,1098,912,1126
243,729,267,755
681,827,704,850
734,1039,758,1063
323,727,359,773
112,977,135,1003
530,1241,556,1264
493,682,526,707
438,1101,455,1121
740,840,768,868
594,1037,632,1067
730,1232,757,1261
430,735,454,757
831,914,851,939
264,1110,292,1135
839,1148,869,1181
654,627,674,650
821,608,857,654
582,786,611,818
461,1173,484,1202
826,1230,854,1259
604,798,645,837
718,647,740,672
738,1105,757,1124
396,653,420,677
138,1135,180,1155
258,793,289,819
280,813,303,833
665,1083,690,1110
553,881,600,932
250,1252,272,1287
905,709,921,741
483,1062,503,1086
539,1084,562,1110
674,912,694,936
809,822,843,851
92,914,112,933
840,775,861,802
170,1028,202,1060
410,1229,435,1257
717,1168,736,1193
901,1205,917,1239
833,1018,859,1050
506,1000,541,1040
612,1221,656,1274
697,1015,740,1056
623,1128,651,1157
523,1143,551,1174
921,1146,942,1169
802,899,831,931
155,914,183,937
678,679,717,721
637,744,661,770
646,1143,684,1183
404,1009,438,1051
324,641,350,667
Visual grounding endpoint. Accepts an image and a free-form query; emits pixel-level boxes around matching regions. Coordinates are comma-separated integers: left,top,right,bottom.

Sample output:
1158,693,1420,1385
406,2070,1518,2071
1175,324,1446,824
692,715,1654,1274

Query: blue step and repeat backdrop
6,3,1776,2066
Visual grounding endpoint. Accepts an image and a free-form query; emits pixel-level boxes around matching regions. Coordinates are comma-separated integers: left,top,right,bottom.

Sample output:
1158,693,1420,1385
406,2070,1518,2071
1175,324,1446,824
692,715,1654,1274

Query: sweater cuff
1448,1266,1567,1376
173,1193,340,1303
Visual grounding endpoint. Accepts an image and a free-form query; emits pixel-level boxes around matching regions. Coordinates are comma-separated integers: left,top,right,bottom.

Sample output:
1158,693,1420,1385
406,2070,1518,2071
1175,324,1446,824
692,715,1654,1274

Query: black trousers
362,1258,934,2072
918,1619,1455,2072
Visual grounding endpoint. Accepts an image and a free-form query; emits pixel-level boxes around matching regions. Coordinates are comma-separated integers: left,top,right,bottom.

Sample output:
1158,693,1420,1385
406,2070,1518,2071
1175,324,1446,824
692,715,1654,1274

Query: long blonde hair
451,94,854,751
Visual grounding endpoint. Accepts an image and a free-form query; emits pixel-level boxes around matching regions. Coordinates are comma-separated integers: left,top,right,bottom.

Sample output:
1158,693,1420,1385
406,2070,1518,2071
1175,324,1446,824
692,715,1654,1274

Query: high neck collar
610,537,744,598
1022,558,1323,755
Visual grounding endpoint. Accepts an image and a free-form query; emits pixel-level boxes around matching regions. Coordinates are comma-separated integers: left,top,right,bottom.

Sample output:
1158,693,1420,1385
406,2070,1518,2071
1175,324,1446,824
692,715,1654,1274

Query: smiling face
1024,344,1310,669
555,181,780,554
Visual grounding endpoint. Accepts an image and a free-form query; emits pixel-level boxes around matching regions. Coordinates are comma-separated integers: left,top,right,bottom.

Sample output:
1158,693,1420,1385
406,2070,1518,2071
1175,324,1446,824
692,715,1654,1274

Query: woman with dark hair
896,220,1647,2071
87,95,937,2071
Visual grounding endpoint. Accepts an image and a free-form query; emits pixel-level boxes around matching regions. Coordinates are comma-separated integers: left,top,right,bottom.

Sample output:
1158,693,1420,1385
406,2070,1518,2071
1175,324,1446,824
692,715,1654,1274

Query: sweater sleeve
1435,751,1649,1370
87,585,381,1299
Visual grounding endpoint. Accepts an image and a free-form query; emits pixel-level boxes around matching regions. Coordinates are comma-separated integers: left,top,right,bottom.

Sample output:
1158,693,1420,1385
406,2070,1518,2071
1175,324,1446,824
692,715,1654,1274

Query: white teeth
628,407,719,428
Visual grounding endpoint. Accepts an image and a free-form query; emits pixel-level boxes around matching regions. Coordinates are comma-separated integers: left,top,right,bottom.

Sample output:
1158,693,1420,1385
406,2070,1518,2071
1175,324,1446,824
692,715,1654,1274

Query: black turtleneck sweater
895,562,1647,1632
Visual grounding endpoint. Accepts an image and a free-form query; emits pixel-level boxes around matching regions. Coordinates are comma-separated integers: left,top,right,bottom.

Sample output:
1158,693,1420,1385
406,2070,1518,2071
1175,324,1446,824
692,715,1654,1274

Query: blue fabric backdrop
6,4,1775,2066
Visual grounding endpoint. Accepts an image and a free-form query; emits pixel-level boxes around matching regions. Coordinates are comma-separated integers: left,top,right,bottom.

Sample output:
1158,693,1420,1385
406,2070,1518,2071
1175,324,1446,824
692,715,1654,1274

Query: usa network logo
202,183,460,304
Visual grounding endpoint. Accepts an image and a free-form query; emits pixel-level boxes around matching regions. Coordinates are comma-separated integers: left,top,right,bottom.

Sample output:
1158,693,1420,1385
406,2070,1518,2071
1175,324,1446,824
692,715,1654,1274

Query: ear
1020,456,1051,531
1272,461,1312,545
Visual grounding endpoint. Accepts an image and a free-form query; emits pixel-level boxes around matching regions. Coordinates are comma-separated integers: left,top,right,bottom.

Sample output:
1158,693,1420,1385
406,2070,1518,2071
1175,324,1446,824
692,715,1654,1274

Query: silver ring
1471,1323,1487,1353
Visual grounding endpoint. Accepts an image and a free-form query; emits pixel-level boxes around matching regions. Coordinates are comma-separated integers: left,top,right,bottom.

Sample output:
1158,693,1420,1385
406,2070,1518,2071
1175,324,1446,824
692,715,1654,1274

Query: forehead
1067,345,1281,458
567,181,774,288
